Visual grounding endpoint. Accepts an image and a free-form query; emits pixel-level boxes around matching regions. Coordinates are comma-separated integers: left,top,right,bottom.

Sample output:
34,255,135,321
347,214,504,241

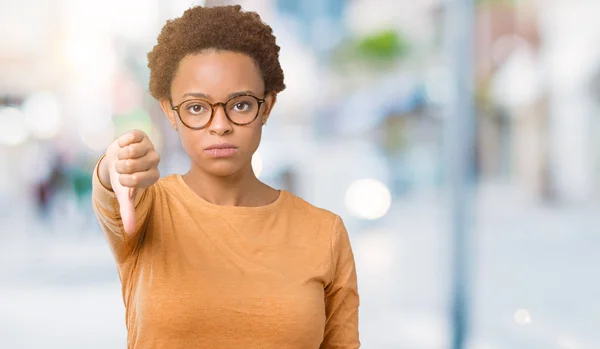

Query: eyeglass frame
170,93,266,130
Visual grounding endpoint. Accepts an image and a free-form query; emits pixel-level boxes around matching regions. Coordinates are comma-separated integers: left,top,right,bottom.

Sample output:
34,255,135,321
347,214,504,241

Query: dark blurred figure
34,153,68,221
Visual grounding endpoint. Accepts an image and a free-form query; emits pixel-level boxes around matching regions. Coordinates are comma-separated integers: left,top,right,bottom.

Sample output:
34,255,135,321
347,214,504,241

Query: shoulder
282,191,342,231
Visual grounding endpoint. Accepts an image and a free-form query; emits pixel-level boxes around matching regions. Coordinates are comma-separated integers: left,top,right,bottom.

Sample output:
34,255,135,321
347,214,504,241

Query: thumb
116,187,137,235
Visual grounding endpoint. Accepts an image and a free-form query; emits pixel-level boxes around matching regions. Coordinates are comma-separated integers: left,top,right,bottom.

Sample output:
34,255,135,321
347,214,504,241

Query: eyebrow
182,90,258,100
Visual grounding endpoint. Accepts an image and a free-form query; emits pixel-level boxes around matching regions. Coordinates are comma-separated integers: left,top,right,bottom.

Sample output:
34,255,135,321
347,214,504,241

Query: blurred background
1,0,599,348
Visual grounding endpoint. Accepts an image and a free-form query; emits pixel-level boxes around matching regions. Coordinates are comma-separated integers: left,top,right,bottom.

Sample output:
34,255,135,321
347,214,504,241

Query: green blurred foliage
330,29,411,70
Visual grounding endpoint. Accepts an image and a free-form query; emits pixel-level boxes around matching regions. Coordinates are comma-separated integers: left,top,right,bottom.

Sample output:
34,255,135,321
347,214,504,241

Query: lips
205,143,238,150
204,143,238,158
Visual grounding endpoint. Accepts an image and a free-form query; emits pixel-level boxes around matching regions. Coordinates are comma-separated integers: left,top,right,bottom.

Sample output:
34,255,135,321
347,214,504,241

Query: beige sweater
92,163,360,349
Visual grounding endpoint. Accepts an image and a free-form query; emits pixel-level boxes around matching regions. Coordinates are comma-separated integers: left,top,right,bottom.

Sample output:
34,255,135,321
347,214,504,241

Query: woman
92,5,359,349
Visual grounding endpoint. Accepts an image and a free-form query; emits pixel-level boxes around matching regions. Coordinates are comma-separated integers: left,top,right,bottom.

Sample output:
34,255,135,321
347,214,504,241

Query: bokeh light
22,92,62,140
0,107,29,146
345,178,392,220
252,151,263,178
79,120,116,152
514,309,532,325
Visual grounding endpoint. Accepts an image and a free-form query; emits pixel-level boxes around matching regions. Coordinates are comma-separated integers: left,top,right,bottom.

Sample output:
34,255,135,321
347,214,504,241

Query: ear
261,93,277,125
159,98,179,131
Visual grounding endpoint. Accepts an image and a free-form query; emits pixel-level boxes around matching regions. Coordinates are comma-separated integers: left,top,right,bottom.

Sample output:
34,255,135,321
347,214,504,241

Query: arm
321,216,360,349
92,129,160,263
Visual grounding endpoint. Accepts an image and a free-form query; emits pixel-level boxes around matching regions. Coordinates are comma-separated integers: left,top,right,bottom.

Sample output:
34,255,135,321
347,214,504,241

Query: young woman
92,5,359,348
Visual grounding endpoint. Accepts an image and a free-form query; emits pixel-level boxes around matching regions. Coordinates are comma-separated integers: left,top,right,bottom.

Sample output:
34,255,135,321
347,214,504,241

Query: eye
186,104,207,114
233,102,250,112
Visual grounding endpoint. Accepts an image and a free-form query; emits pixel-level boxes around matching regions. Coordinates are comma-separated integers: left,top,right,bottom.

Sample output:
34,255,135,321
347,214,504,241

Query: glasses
171,94,265,130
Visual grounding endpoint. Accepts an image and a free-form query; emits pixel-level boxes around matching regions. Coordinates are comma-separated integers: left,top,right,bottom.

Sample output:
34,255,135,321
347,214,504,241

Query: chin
202,161,246,178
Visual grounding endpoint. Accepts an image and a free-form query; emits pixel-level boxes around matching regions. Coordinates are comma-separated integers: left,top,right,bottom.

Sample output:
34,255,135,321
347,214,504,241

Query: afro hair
147,5,286,100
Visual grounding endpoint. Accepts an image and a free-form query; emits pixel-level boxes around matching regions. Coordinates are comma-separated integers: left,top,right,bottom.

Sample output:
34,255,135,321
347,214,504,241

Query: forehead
170,50,264,101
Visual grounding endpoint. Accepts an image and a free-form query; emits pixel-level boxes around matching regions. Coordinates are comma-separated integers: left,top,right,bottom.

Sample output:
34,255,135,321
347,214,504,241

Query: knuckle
130,174,139,186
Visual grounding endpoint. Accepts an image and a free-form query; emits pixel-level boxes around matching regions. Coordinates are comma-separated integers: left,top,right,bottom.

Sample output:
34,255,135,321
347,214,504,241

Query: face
160,50,276,178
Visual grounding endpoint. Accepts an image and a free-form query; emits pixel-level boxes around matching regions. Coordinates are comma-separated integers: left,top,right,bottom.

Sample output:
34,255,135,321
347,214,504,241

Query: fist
111,129,161,189
105,129,160,234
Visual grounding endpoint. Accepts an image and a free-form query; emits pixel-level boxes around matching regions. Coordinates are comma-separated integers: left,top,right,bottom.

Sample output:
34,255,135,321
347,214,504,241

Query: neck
183,163,275,207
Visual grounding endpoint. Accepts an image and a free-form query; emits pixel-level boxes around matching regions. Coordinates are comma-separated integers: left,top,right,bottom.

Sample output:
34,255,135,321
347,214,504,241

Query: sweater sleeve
321,216,360,349
91,155,154,264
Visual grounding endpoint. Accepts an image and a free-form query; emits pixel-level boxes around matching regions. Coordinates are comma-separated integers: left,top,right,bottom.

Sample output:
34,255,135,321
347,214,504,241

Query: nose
208,103,233,136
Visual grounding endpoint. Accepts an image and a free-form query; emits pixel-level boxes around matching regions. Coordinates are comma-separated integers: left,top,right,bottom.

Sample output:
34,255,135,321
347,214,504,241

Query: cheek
243,125,263,156
177,130,201,156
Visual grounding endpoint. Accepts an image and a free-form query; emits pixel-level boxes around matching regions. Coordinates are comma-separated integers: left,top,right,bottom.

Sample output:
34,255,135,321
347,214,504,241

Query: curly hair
147,5,286,100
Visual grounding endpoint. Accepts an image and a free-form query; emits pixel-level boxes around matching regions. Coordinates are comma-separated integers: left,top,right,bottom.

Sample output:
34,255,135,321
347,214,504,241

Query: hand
102,130,160,234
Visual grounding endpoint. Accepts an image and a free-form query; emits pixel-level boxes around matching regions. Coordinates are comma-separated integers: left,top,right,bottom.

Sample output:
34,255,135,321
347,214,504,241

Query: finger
118,142,152,160
118,168,160,188
117,130,146,148
116,188,136,235
115,155,157,175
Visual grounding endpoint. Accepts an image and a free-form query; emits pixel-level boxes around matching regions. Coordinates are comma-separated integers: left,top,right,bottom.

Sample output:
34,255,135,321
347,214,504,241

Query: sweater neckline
174,174,287,215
